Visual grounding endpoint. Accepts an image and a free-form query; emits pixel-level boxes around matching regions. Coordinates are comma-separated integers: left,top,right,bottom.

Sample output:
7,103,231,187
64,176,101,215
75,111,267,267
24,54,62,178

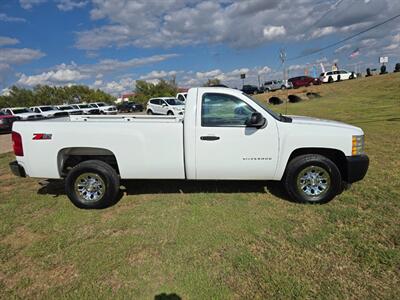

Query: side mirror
246,112,266,128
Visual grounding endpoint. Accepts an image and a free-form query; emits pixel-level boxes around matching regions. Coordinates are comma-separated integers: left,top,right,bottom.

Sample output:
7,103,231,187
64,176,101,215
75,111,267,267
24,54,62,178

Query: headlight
352,135,364,155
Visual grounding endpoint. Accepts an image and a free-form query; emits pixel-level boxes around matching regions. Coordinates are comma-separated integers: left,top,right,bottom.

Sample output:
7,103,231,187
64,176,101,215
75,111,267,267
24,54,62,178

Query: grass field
0,74,399,299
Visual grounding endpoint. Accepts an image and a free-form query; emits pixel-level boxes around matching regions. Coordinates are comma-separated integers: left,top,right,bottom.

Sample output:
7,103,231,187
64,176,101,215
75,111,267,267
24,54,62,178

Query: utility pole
280,48,288,114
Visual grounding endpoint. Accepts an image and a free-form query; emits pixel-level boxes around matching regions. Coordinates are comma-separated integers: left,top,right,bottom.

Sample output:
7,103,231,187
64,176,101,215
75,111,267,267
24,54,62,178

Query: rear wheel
328,76,333,83
167,111,174,115
147,109,153,115
337,75,341,81
283,154,342,204
65,160,120,209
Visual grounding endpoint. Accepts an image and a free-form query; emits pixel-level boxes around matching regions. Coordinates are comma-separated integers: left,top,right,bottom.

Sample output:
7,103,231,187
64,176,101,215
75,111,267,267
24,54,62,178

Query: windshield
12,108,31,114
242,93,281,121
59,106,73,110
165,99,184,105
40,106,55,111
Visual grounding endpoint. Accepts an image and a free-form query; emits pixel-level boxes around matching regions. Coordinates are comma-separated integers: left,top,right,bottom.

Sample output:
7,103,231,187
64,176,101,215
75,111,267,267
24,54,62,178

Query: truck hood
289,115,363,133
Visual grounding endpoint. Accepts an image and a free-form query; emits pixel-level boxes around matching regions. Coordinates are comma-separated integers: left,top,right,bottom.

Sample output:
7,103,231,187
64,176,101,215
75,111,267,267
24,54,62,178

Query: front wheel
147,109,153,115
167,111,174,115
283,154,342,204
65,160,120,209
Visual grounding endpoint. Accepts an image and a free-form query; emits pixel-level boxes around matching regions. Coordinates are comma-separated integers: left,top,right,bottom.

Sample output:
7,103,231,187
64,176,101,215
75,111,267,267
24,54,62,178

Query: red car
0,111,19,133
288,76,321,88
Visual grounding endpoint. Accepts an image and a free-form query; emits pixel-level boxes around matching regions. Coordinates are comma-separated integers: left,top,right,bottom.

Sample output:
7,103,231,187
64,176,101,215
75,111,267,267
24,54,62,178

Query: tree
203,78,221,87
134,79,178,104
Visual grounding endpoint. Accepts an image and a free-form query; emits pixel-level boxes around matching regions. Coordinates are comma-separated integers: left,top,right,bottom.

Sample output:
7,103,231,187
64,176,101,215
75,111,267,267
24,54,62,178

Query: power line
310,0,346,29
288,12,400,61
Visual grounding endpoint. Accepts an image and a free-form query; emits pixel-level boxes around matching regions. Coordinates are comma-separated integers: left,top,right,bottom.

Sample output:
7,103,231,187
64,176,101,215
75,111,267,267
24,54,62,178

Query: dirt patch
127,247,160,265
0,134,12,154
2,227,44,249
1,254,78,297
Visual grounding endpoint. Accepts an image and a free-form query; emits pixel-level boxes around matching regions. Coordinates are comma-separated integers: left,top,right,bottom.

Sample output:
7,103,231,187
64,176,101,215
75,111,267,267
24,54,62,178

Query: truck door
195,92,279,180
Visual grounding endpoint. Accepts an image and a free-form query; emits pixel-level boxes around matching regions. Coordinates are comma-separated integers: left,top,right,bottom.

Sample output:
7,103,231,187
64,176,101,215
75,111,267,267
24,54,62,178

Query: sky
0,0,399,96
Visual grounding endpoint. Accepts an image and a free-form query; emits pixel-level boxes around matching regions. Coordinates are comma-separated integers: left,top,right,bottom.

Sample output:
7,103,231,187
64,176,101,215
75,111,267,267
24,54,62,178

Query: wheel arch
58,147,120,177
285,147,348,181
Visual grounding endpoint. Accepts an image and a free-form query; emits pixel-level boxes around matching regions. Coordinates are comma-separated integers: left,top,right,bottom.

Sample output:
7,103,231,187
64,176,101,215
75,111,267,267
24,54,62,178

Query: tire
328,77,333,83
167,111,174,116
337,75,341,81
147,109,153,115
65,160,120,209
283,154,342,204
281,86,286,90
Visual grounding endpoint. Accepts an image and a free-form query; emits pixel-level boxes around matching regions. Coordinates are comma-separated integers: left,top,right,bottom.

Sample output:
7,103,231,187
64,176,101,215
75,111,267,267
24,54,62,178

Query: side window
340,70,347,74
178,95,185,102
34,108,40,113
327,72,333,75
201,93,255,127
6,109,12,115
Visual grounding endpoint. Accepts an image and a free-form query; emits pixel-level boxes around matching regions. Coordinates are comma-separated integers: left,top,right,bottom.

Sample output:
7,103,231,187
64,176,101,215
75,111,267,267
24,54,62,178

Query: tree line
0,85,116,109
0,77,222,108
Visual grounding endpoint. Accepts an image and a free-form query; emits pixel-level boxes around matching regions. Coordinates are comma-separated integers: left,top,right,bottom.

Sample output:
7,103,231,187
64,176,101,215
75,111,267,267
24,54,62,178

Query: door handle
200,136,220,141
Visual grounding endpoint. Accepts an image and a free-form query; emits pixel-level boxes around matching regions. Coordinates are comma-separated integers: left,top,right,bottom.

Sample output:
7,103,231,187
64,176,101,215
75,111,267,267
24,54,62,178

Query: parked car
146,97,185,115
0,111,19,133
176,93,187,102
320,70,356,83
71,104,100,115
288,76,321,88
241,85,260,94
262,80,293,92
30,106,69,118
54,105,83,115
9,87,369,208
88,102,118,115
117,102,144,113
0,107,44,120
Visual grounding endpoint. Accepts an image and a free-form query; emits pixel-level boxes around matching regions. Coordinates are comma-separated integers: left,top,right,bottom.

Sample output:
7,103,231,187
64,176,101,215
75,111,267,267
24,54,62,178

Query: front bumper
9,161,26,178
346,154,369,183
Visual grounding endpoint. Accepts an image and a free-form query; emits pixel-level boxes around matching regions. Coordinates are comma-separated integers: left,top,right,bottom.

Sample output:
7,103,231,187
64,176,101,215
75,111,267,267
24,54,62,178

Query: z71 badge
33,133,52,140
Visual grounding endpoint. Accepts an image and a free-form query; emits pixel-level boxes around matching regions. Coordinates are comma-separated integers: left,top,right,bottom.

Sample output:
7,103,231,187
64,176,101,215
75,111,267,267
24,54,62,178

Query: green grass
1,74,400,299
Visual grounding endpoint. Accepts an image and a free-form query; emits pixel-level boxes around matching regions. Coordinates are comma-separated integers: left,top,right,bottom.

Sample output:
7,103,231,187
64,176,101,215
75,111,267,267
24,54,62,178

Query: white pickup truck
9,87,369,208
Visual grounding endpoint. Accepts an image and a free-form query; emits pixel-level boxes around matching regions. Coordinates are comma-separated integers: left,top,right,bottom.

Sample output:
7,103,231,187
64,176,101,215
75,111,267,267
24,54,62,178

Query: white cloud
263,26,286,40
19,0,47,9
74,0,400,50
56,0,88,11
0,37,19,47
17,68,89,87
14,54,178,89
393,33,400,43
311,26,336,39
0,48,45,65
139,70,179,80
0,13,26,23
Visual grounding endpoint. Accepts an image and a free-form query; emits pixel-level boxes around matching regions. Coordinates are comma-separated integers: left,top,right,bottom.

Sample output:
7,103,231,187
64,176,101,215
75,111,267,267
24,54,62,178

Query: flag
350,48,360,58
320,63,325,73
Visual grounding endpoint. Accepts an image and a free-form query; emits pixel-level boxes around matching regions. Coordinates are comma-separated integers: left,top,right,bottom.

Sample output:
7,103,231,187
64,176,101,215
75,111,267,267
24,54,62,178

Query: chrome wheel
74,173,105,203
296,166,331,201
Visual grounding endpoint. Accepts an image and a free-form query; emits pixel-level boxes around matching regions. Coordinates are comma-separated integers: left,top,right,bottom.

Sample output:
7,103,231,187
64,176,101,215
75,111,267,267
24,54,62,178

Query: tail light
12,131,24,156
